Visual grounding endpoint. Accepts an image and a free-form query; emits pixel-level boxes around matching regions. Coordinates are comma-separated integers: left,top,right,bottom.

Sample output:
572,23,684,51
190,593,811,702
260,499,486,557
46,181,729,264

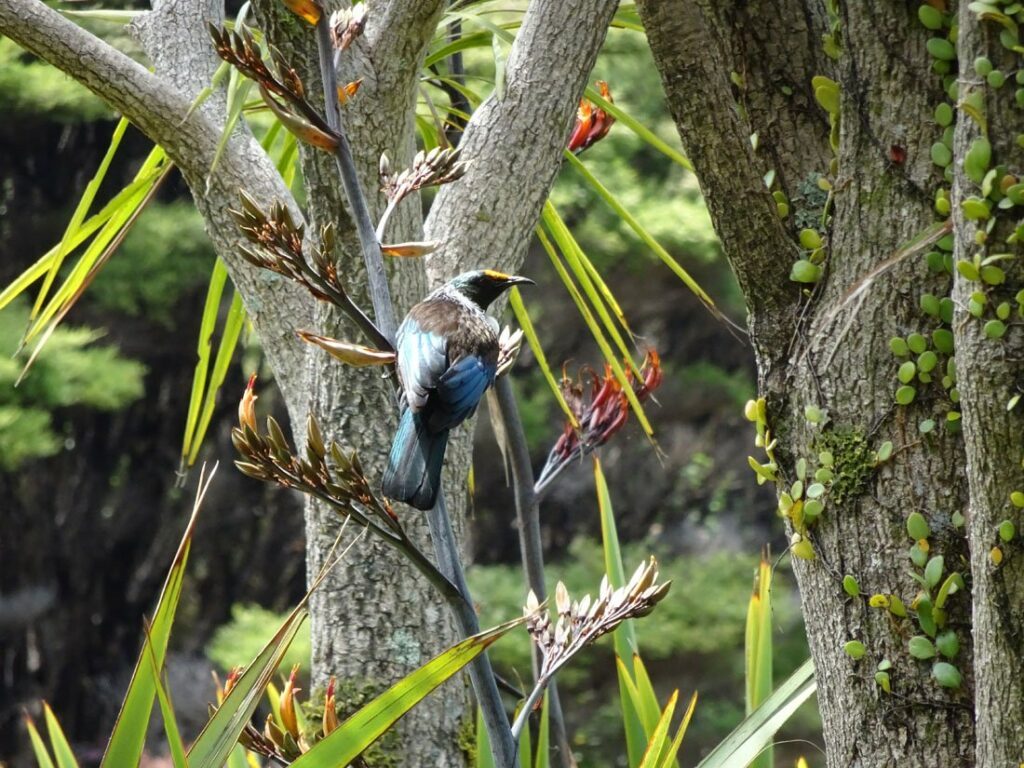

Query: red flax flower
537,350,662,491
567,81,615,154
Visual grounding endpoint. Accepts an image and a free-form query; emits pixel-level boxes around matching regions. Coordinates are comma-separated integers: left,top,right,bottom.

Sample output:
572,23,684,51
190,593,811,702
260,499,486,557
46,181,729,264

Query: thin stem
314,14,398,344
293,252,393,352
510,678,548,743
313,18,513,766
535,454,576,500
374,197,400,242
305,484,467,606
494,376,575,767
427,491,518,768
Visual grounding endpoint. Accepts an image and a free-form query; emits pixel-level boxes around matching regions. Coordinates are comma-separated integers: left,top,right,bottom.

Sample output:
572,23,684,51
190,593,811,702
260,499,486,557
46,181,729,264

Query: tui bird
382,269,534,510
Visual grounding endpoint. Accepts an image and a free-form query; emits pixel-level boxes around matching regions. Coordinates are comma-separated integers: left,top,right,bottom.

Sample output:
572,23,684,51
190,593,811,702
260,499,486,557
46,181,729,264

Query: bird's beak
506,275,535,287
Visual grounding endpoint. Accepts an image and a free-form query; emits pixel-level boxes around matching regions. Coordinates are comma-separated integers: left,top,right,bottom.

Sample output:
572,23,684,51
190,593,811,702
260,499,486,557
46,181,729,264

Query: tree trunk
0,0,619,763
639,0,1024,764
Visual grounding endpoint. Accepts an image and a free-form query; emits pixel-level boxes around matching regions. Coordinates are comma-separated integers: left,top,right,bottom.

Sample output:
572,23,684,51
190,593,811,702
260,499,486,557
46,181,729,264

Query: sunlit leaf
100,468,216,768
290,617,527,768
32,118,130,323
508,288,578,428
297,331,396,367
696,659,816,768
43,704,79,768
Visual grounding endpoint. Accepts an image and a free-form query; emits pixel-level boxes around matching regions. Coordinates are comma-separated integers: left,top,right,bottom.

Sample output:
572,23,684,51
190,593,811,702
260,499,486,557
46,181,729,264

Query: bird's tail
381,408,449,510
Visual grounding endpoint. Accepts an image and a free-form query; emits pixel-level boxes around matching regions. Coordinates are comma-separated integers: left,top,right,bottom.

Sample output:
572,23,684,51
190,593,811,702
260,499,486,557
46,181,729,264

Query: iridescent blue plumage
381,270,533,510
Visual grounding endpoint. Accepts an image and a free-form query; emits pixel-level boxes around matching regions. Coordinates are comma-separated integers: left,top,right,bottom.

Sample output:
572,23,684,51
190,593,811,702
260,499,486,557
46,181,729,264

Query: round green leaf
974,56,994,76
988,70,1006,88
918,350,938,373
999,519,1016,542
933,329,954,354
910,544,928,567
925,555,945,588
898,361,917,384
907,511,931,540
1010,490,1024,507
907,333,927,354
909,635,936,660
896,385,916,405
919,419,936,434
965,137,992,184
799,228,823,249
875,670,891,693
930,141,952,167
939,297,954,324
790,259,821,283
981,265,1006,285
803,498,824,521
962,198,990,220
919,4,944,29
814,83,840,114
957,260,980,281
844,640,866,660
920,293,940,316
934,102,953,126
935,630,960,660
897,387,921,405
932,661,962,689
985,319,1007,339
926,37,956,61
889,337,909,357
843,574,860,597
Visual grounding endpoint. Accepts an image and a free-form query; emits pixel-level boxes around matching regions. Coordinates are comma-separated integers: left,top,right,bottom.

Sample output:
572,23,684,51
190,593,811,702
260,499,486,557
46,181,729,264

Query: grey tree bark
0,0,617,763
641,0,1024,766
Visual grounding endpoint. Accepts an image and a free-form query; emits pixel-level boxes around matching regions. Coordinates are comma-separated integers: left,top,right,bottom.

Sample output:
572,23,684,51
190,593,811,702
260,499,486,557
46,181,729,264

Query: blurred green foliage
0,38,111,123
673,361,756,413
205,538,812,765
0,303,145,469
468,538,799,674
550,34,722,273
90,201,217,326
206,603,312,673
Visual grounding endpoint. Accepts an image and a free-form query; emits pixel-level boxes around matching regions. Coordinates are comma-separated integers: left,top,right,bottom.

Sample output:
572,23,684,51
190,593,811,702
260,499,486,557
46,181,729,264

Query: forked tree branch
424,0,620,282
493,377,575,768
636,0,799,356
0,0,315,404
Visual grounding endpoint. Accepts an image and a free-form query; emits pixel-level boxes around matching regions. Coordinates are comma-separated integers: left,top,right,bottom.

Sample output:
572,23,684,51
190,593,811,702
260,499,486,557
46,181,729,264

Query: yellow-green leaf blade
696,659,816,768
101,470,214,768
508,287,578,428
291,617,527,768
25,715,56,768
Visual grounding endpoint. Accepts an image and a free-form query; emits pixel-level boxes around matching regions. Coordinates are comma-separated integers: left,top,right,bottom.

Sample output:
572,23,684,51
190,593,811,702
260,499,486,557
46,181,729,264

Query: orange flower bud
280,664,301,738
322,676,339,736
282,0,322,25
239,373,258,430
337,79,363,105
567,81,616,154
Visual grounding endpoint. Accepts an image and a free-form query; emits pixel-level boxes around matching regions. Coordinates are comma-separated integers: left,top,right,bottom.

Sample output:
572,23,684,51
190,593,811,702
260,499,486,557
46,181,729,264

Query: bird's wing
430,352,497,431
396,314,449,411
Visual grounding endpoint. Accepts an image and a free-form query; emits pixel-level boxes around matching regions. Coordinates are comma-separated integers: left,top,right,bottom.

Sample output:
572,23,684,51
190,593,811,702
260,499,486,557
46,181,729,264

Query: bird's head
447,269,534,309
